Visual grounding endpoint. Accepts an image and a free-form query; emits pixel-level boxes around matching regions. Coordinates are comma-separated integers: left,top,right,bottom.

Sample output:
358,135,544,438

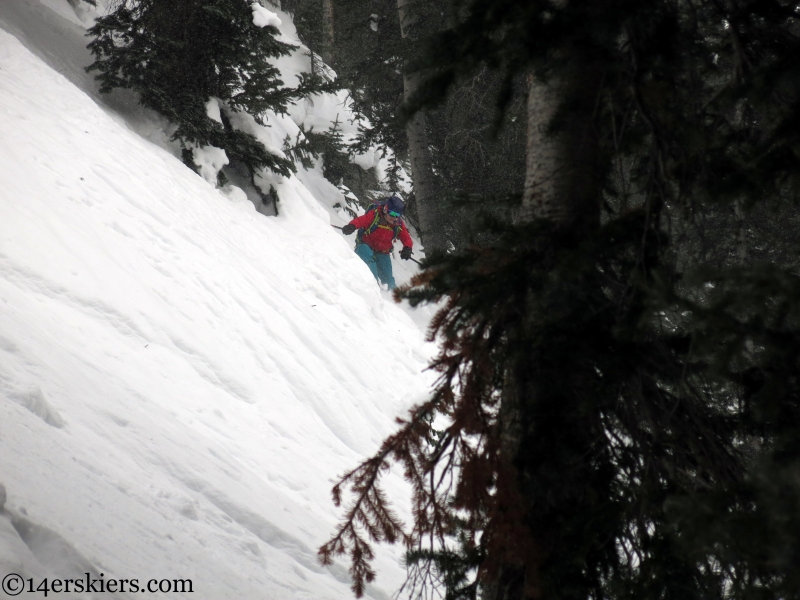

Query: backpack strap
357,208,382,243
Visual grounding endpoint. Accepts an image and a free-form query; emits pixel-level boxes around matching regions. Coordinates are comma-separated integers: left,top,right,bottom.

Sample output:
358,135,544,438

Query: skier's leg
374,252,396,289
354,243,381,283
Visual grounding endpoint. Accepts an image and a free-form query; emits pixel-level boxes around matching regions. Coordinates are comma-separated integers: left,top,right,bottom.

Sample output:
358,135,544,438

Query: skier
341,195,414,290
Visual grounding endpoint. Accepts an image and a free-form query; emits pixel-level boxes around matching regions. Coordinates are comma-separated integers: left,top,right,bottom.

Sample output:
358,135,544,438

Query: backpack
356,200,403,245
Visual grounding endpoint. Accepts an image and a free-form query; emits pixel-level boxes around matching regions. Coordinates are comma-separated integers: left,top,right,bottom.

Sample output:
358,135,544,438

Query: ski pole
331,225,344,230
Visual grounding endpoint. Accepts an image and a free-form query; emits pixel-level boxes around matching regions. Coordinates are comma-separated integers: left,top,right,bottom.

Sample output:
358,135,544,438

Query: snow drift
0,1,434,598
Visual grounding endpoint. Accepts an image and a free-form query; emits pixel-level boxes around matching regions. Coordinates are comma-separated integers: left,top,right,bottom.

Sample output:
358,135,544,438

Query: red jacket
350,209,413,254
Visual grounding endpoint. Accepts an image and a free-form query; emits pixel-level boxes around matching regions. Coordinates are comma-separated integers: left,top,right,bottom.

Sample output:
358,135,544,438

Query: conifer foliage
321,1,800,599
86,0,317,183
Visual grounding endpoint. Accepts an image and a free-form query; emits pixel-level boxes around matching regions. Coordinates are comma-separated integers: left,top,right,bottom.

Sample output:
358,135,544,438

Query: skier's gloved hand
341,224,356,235
400,246,413,260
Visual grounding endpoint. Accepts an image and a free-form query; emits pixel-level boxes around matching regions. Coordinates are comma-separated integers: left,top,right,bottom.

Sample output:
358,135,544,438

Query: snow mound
252,3,282,29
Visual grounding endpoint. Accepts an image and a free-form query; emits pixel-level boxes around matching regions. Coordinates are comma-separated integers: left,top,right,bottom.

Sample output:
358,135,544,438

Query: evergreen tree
285,0,408,176
86,0,323,200
320,1,800,599
288,0,526,251
426,69,527,251
280,0,332,77
334,0,408,195
283,117,368,215
281,0,405,205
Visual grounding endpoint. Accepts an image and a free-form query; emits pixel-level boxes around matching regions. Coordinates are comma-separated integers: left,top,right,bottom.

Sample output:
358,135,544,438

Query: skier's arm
398,221,413,249
342,210,376,235
350,210,378,230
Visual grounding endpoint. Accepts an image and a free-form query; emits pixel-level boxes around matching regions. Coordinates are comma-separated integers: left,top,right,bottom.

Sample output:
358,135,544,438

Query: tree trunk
484,62,603,600
521,70,600,228
320,0,335,67
397,0,447,254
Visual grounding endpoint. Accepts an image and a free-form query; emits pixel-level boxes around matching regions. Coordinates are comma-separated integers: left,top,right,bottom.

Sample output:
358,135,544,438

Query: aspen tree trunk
521,70,600,228
397,0,447,254
484,62,602,600
320,0,335,67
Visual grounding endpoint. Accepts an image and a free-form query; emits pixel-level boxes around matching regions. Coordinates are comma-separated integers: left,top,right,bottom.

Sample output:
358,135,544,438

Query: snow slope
0,2,434,598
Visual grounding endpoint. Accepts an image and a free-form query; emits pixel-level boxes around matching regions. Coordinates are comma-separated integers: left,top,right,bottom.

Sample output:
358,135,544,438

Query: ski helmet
386,195,405,216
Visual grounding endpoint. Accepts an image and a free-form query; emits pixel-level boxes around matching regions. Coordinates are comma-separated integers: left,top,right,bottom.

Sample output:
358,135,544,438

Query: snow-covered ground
0,2,435,598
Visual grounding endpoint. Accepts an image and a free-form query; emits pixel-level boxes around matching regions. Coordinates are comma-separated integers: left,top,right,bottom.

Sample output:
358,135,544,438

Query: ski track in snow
0,2,437,599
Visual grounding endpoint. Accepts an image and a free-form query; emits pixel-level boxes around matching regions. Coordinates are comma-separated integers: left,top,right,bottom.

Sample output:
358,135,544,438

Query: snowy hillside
0,1,434,599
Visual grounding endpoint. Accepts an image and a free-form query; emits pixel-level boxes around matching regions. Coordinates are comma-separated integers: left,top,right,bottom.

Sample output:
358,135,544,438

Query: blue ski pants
355,242,396,289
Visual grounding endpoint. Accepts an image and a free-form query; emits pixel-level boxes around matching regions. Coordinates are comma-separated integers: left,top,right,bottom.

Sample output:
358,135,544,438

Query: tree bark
320,0,335,67
397,0,447,254
484,61,603,600
522,69,601,228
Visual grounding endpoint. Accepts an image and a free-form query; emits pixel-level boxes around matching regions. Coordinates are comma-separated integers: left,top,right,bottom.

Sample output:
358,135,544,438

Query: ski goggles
387,210,402,218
